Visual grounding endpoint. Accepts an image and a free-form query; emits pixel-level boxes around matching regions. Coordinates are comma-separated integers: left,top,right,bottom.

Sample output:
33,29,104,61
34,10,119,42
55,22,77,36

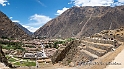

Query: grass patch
8,58,17,62
0,41,25,51
14,61,36,66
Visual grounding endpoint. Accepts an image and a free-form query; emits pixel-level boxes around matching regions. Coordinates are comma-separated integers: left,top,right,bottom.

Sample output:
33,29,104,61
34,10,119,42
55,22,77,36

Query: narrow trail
109,22,112,30
76,13,93,38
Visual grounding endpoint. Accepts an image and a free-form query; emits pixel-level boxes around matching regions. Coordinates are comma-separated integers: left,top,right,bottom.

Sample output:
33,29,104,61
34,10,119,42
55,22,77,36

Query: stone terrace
52,37,119,66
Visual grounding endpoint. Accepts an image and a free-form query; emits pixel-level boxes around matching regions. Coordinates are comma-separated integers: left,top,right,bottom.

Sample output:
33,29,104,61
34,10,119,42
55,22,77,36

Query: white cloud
56,7,69,15
0,0,9,6
10,17,20,23
12,20,20,23
29,14,52,26
9,14,52,32
36,0,46,7
7,2,10,5
24,14,52,32
10,17,13,19
70,0,124,7
22,25,39,32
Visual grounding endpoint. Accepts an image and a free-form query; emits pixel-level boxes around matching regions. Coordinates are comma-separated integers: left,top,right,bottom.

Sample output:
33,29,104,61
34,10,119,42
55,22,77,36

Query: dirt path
76,13,93,38
104,43,124,69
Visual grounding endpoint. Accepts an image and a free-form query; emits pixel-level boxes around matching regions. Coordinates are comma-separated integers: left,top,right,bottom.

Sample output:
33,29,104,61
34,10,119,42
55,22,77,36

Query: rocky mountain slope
34,6,124,38
0,11,31,39
14,22,32,35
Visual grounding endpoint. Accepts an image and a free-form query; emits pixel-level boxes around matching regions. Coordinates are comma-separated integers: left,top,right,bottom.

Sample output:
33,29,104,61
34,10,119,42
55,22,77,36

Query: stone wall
83,37,114,45
84,46,106,57
62,40,81,65
51,40,81,64
81,40,113,51
115,36,124,42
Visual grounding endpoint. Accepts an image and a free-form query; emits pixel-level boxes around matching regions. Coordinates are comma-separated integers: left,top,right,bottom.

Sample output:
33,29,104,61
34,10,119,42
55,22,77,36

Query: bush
0,41,24,51
53,41,65,49
66,38,75,42
8,58,16,62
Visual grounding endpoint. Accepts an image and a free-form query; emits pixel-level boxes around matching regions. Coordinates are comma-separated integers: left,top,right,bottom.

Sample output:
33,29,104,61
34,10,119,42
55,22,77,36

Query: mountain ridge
34,6,124,38
14,22,33,35
0,11,31,39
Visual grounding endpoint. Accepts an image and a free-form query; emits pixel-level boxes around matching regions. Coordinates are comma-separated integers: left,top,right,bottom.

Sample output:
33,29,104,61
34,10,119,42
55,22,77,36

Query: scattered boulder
69,62,75,67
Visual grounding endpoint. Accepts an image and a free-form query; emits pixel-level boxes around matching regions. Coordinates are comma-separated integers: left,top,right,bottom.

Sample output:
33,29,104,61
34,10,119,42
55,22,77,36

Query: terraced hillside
52,37,119,66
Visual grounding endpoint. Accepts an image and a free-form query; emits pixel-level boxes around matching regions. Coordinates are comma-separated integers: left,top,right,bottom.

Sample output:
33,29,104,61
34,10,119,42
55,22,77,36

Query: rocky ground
0,63,9,69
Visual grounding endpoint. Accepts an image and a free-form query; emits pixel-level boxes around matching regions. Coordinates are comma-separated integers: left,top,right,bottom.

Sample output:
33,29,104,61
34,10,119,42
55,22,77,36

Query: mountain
0,11,31,39
34,6,124,38
14,22,33,35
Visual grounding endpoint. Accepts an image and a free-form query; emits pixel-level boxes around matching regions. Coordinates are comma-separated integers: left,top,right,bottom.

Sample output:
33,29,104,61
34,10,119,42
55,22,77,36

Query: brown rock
69,62,75,67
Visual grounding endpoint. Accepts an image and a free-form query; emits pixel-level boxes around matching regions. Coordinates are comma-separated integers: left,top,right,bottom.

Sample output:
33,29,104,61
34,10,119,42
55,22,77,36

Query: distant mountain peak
14,22,33,35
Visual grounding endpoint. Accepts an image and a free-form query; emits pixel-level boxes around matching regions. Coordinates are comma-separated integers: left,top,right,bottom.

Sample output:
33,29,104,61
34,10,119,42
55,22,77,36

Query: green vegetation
6,55,18,62
1,36,8,39
65,38,75,42
14,61,36,66
53,41,65,49
6,55,36,67
8,57,17,62
45,44,52,48
1,36,15,40
0,41,24,51
53,38,75,49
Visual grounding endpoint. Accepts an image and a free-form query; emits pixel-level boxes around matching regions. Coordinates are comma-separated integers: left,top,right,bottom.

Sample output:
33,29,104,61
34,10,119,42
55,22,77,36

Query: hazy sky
0,0,124,32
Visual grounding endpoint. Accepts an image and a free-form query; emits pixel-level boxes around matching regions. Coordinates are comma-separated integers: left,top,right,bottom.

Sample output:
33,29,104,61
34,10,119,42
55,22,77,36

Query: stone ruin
51,36,120,66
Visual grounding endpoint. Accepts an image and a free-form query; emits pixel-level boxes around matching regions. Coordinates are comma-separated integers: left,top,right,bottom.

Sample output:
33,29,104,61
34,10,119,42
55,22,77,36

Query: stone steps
76,37,114,64
83,37,114,45
80,49,98,60
83,46,107,57
81,40,113,51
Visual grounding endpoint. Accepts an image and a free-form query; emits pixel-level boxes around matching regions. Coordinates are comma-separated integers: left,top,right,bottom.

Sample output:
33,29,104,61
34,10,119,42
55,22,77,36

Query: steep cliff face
34,6,124,38
0,11,31,39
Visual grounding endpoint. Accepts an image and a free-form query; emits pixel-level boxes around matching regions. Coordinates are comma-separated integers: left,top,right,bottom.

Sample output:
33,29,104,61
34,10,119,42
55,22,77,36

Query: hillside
0,11,31,39
14,22,33,35
34,6,124,38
